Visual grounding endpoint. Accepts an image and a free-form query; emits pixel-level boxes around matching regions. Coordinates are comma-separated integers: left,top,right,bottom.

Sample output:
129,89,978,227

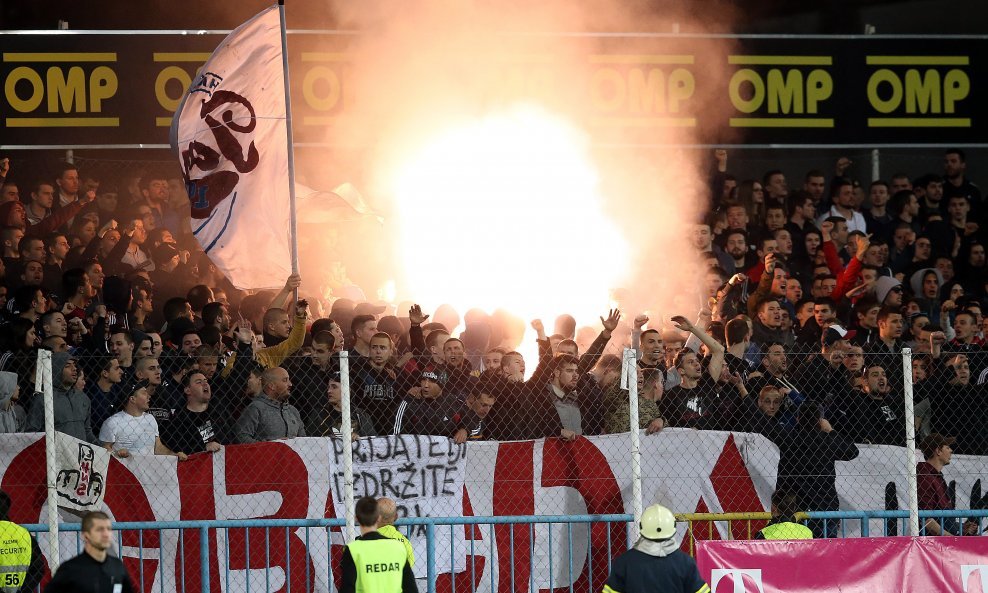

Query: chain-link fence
1,301,987,591
1,143,987,591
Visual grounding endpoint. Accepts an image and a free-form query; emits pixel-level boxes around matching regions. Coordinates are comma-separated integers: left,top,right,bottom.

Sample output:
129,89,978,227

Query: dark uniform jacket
43,551,135,593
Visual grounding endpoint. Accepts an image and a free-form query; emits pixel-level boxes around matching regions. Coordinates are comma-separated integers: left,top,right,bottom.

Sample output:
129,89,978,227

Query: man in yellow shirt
376,498,415,568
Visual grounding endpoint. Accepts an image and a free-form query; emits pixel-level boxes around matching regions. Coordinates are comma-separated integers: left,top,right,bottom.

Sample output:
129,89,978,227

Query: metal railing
23,510,988,593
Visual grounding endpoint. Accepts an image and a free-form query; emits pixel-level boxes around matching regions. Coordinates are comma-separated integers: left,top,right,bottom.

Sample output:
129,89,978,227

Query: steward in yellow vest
341,497,417,593
0,491,44,593
754,490,813,540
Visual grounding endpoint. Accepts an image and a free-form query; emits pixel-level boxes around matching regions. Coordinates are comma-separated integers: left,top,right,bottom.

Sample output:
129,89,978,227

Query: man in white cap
602,504,709,593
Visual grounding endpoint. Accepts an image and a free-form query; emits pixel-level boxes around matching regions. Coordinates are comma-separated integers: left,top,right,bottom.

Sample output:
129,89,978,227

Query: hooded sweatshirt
26,352,98,443
875,276,902,307
0,370,26,433
909,268,946,324
233,394,305,444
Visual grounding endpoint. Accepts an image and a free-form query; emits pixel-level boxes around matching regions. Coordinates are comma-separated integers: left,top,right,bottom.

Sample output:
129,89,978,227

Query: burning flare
390,104,630,325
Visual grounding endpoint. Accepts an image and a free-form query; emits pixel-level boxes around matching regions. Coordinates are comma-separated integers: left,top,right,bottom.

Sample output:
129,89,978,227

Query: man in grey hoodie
234,366,305,443
0,370,26,433
26,352,98,443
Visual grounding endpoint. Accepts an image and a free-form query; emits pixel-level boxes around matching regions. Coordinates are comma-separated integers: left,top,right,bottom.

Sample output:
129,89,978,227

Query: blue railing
22,510,988,593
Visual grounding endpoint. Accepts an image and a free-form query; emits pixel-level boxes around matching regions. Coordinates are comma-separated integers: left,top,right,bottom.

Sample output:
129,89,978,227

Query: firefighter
603,504,709,593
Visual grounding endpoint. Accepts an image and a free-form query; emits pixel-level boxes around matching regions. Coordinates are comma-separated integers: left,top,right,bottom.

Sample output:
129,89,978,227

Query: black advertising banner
1,32,983,148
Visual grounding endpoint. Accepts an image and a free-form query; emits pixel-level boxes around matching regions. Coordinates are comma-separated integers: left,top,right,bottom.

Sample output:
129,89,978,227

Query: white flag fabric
54,434,110,511
296,182,384,224
170,5,291,290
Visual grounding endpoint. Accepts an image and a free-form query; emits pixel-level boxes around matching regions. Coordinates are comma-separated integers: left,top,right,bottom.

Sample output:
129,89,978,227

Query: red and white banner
2,430,987,593
697,537,988,593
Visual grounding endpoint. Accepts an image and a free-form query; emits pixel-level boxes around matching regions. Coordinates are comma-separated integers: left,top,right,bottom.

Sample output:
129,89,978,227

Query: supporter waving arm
819,220,843,277
408,304,429,356
527,319,553,387
747,253,777,317
269,273,302,314
26,189,95,236
672,315,725,382
580,309,620,374
834,233,869,300
254,302,308,369
631,314,647,357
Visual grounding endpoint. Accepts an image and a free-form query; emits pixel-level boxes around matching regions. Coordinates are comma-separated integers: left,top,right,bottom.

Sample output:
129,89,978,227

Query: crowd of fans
0,149,986,532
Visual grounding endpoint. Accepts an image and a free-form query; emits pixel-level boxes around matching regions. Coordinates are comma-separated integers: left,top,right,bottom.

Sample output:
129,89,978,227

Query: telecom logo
710,568,766,593
962,565,988,593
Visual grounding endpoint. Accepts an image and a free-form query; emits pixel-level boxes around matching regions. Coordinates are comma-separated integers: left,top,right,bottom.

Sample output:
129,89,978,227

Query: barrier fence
16,510,988,593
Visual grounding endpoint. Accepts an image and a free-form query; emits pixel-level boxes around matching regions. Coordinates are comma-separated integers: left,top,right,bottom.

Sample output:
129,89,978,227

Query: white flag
296,182,384,224
170,5,291,290
54,434,110,511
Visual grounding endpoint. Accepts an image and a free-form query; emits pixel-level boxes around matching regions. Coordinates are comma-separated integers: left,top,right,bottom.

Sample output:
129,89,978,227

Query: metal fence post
37,349,59,571
623,349,643,525
901,348,919,536
199,526,210,593
426,522,436,593
339,350,356,542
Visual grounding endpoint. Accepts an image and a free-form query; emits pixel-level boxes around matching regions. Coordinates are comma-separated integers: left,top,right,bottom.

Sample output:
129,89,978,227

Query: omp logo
152,52,211,127
865,55,971,128
962,565,988,593
3,52,118,127
300,52,348,126
710,568,766,593
588,54,697,128
727,55,834,128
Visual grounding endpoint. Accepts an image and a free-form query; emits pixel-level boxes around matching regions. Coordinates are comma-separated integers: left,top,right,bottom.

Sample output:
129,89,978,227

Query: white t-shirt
818,206,868,234
98,411,159,454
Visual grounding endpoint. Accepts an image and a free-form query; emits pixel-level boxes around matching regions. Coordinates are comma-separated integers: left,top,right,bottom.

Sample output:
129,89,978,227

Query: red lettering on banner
541,438,626,593
680,436,768,551
75,460,90,497
1,440,47,523
224,442,315,593
322,474,345,589
1,439,159,591
493,441,535,593
102,457,159,593
176,443,317,593
682,497,721,553
1,441,52,585
436,486,486,593
175,452,222,593
709,434,768,538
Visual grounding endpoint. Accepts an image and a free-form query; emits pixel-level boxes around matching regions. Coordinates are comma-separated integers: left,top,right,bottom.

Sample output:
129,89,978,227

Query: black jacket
43,550,135,593
773,427,859,512
392,393,461,437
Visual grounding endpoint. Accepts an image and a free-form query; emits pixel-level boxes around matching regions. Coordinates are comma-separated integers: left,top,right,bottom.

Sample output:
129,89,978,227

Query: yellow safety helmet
639,504,676,540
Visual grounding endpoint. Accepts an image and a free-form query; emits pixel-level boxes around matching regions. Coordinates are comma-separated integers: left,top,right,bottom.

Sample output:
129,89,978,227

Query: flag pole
278,0,300,301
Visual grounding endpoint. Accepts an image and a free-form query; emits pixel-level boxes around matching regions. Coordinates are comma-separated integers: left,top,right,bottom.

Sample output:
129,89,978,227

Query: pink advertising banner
697,537,988,593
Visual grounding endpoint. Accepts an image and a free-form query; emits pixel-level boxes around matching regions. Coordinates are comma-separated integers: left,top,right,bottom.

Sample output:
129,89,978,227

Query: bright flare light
391,105,630,324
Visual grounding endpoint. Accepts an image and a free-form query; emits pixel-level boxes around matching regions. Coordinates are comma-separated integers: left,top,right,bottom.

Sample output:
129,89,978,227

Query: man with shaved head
234,367,305,443
376,497,415,568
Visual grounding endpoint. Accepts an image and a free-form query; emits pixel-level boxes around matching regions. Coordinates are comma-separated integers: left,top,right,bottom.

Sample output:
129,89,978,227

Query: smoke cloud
294,0,740,338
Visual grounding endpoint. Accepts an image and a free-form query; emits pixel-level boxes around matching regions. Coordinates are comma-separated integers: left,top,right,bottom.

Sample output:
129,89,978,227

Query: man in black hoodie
772,401,859,538
749,299,786,363
350,332,403,434
392,371,461,437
